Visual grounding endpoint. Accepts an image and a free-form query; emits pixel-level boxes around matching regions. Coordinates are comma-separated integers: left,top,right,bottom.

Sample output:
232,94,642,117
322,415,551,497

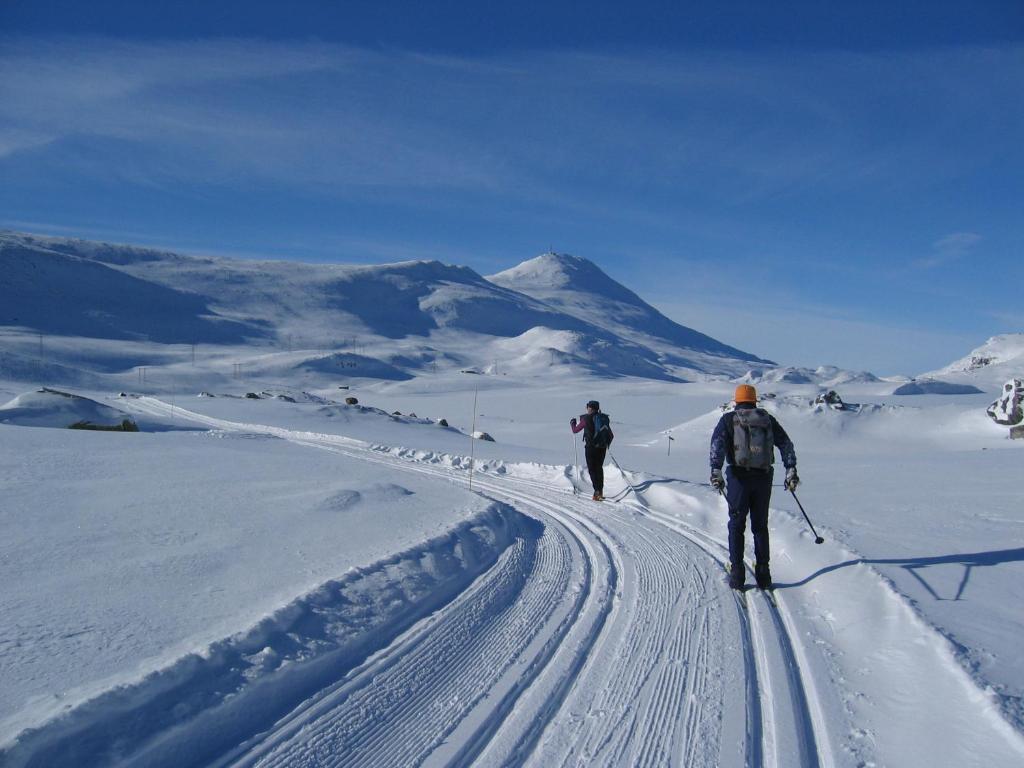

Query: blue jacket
710,403,796,470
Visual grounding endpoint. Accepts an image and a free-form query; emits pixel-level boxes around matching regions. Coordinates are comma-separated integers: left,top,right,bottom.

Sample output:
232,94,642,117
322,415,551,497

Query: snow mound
485,327,685,381
892,380,985,396
0,388,135,429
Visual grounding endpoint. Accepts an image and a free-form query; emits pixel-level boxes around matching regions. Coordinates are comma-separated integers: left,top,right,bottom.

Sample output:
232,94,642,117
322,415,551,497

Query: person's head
734,385,757,405
586,400,600,413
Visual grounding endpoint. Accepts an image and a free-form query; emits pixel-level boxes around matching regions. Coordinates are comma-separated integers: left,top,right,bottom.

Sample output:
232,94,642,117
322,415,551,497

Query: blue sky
2,1,1022,374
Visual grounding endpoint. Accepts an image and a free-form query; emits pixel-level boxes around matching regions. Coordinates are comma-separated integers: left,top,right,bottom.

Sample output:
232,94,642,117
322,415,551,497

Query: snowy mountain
920,334,1024,390
487,252,771,375
1,232,768,383
0,236,261,343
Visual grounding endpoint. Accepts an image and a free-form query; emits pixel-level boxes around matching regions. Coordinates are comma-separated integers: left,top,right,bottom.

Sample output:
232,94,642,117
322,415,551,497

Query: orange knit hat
734,384,757,404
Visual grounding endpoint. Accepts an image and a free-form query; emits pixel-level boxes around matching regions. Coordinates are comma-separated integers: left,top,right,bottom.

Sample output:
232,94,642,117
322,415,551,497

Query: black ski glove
710,469,725,492
570,417,577,429
784,467,800,491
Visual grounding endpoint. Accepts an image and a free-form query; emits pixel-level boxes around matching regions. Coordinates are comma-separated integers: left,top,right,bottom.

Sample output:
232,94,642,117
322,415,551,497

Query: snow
736,364,882,387
892,379,985,395
489,252,771,376
1,234,767,382
1,230,1023,766
0,417,513,763
0,388,135,428
921,334,1024,390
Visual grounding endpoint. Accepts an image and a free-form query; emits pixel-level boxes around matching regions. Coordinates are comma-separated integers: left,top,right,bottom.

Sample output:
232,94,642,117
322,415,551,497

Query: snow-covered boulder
813,390,846,410
986,379,1023,428
472,431,495,442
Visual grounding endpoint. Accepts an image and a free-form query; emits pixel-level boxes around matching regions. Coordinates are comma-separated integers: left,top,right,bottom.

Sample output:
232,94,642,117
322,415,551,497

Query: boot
728,563,745,590
755,562,772,590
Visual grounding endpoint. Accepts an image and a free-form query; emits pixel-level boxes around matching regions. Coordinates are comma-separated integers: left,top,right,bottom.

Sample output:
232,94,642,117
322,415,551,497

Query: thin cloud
913,232,982,269
1,38,1022,201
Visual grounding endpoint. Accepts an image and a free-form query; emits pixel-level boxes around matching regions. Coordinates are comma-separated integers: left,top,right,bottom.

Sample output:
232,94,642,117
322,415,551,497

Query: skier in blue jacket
710,384,799,590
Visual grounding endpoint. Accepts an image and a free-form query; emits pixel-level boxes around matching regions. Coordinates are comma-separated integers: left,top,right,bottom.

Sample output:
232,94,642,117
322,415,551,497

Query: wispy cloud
913,232,983,269
1,37,1022,203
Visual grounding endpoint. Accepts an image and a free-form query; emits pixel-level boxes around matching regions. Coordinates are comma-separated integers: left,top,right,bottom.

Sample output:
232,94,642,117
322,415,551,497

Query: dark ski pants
585,444,607,494
725,466,773,569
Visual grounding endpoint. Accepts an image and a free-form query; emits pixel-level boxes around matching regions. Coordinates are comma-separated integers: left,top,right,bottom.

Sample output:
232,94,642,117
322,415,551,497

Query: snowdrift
0,388,135,429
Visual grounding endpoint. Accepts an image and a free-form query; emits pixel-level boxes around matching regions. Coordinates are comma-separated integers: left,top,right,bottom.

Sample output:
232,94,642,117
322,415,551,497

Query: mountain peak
489,250,770,369
488,252,640,303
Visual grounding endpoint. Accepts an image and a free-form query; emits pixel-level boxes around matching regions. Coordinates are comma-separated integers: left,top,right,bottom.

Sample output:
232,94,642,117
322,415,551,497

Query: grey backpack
733,408,775,469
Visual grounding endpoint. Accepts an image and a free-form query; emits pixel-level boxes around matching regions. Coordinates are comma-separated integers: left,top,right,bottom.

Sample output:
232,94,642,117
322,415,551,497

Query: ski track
104,397,833,766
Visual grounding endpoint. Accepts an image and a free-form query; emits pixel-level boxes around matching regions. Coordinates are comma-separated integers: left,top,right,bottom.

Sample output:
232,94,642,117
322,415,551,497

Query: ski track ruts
218,480,609,767
529,499,736,768
633,501,830,768
239,532,562,768
117,397,611,767
435,479,620,768
126,394,622,768
219,456,617,767
565,460,822,768
120,398,769,766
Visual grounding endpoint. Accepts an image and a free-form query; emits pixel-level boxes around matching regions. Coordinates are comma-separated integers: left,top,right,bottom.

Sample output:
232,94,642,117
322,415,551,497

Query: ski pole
790,489,824,544
607,450,637,500
570,431,579,495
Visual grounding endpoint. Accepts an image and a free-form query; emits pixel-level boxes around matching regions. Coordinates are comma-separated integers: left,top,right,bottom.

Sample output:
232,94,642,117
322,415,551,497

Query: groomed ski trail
101,395,1024,767
111,395,823,767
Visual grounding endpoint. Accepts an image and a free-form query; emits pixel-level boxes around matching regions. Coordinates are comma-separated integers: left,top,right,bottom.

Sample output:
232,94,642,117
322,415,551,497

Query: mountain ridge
1,231,768,382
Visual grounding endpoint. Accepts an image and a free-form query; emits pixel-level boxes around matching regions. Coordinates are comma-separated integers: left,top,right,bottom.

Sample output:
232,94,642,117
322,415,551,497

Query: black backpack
590,412,614,448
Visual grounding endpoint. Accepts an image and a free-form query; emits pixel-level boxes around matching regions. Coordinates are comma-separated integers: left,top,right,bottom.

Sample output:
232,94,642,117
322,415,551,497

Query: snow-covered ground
2,369,1023,767
2,232,1023,766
